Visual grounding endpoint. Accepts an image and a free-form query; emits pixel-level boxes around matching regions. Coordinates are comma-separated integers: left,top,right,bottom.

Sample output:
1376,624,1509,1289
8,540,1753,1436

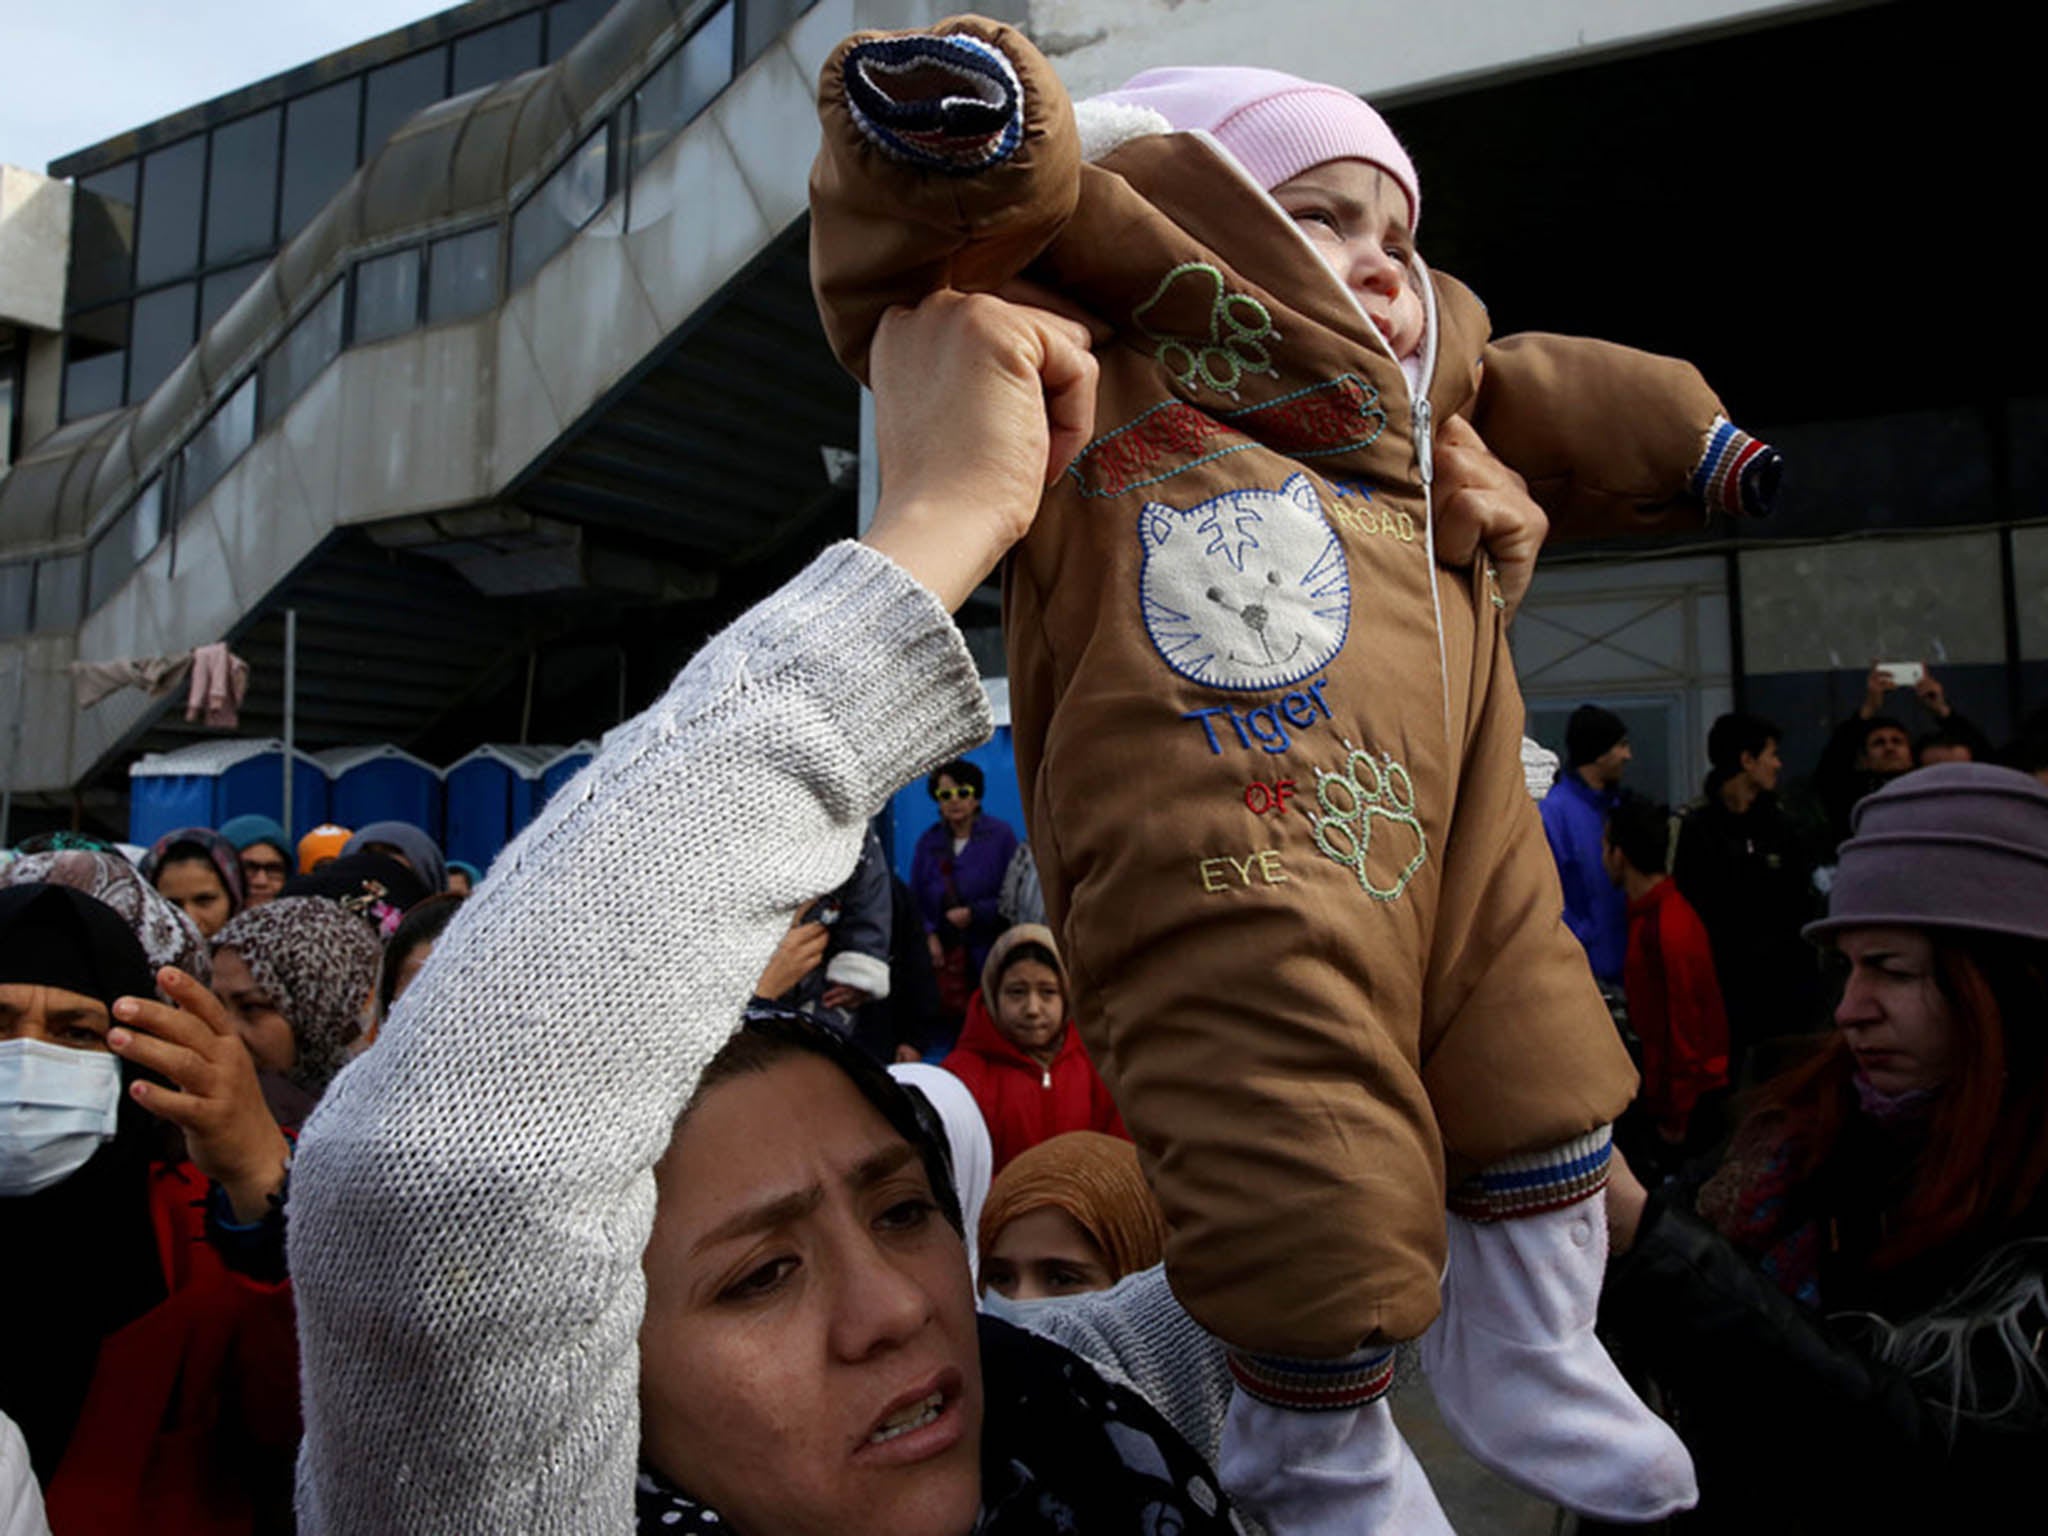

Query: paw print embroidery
1133,262,1279,400
1308,741,1428,900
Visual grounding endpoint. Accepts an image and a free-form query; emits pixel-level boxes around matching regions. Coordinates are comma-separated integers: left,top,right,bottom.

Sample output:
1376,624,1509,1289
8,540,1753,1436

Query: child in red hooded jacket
942,924,1126,1172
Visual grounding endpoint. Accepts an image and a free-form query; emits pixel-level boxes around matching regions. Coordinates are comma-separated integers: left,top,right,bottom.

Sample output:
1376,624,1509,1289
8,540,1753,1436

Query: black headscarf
636,1007,1238,1535
0,884,169,1479
637,1316,1239,1534
282,850,429,932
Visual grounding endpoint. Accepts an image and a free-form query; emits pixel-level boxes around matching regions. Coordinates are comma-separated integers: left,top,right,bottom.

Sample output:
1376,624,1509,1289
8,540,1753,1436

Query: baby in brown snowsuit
810,19,1771,1527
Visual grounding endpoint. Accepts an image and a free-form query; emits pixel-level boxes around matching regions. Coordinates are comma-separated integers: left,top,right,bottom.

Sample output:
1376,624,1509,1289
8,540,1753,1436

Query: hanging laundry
69,654,193,710
69,643,250,729
186,642,249,729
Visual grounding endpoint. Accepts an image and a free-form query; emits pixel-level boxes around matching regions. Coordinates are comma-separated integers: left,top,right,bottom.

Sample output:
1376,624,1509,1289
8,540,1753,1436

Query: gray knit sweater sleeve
289,542,992,1534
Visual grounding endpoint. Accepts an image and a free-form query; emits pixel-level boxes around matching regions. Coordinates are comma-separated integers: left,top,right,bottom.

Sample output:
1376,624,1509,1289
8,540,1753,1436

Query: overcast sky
2,1,449,175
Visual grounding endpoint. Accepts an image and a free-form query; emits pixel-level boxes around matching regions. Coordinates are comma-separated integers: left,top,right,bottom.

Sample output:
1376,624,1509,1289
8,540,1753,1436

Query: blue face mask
0,1038,122,1197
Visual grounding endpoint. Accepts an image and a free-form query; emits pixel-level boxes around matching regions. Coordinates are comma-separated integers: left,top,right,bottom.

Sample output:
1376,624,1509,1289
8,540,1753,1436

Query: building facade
0,0,2034,836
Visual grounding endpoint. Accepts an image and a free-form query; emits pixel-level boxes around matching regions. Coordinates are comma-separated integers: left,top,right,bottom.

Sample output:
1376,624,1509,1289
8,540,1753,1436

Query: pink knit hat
1094,66,1419,230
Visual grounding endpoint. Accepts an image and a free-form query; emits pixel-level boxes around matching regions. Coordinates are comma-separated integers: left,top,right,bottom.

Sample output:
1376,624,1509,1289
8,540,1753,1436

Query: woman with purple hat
1600,763,2048,1526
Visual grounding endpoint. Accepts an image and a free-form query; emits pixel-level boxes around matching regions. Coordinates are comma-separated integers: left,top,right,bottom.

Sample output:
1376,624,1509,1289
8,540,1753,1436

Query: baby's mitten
1474,332,1781,541
1420,1129,1698,1521
1219,1386,1453,1536
809,20,1081,380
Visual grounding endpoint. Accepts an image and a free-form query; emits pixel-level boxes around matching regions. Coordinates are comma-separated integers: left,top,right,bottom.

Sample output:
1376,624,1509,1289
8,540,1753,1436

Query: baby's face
1272,160,1425,362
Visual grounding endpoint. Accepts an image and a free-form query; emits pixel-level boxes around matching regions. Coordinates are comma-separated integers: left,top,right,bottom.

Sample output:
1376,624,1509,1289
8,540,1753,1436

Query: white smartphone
1877,661,1924,687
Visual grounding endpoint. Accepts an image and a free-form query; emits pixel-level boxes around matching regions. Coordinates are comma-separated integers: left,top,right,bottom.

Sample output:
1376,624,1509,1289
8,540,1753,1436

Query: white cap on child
1092,66,1421,231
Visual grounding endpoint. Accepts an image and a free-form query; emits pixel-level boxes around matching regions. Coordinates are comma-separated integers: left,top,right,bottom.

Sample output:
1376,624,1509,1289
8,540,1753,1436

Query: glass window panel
0,342,16,470
427,226,499,323
739,0,807,66
352,248,421,343
510,127,609,288
0,564,32,640
128,283,197,401
545,0,613,62
200,260,268,333
62,302,130,420
281,79,363,239
89,503,139,610
33,554,85,633
204,109,281,263
630,3,735,177
363,49,449,160
131,477,165,561
67,162,138,310
177,376,257,514
452,14,543,95
261,281,346,426
135,137,206,286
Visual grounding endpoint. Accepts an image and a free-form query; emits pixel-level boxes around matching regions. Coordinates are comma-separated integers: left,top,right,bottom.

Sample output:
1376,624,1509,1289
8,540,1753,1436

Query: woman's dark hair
1757,931,2048,1268
927,759,984,799
992,941,1061,992
377,893,464,1019
691,1006,964,1237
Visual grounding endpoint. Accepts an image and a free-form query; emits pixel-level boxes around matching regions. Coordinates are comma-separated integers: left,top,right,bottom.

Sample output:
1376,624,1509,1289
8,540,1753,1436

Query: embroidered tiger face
1138,473,1351,692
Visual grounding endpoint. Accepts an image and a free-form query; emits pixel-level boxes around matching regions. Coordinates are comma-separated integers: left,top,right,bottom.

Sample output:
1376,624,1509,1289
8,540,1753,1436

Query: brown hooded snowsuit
811,17,1761,1357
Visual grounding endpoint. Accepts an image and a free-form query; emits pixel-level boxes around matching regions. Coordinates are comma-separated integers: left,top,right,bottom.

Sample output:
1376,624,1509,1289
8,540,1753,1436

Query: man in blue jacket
1541,704,1632,984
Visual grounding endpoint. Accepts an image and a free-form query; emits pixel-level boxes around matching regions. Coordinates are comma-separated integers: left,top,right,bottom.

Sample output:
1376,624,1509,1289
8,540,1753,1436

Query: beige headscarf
978,1130,1168,1282
978,922,1071,1016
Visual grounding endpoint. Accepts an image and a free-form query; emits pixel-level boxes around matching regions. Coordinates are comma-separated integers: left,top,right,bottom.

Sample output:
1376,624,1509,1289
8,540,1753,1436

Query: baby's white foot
1219,1382,1455,1536
1422,1130,1696,1521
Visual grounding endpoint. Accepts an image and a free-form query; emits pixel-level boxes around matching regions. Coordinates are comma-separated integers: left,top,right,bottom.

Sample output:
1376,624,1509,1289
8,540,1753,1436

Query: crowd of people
4,23,2043,1536
0,812,469,1534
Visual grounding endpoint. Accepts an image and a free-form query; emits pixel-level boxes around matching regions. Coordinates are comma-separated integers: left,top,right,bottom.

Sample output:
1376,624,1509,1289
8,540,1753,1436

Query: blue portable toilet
128,738,330,848
318,745,445,842
886,679,1025,883
442,744,555,873
535,740,598,812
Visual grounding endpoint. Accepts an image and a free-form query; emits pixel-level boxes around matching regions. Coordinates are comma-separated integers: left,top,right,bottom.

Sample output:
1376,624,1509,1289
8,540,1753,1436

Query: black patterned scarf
636,1314,1242,1534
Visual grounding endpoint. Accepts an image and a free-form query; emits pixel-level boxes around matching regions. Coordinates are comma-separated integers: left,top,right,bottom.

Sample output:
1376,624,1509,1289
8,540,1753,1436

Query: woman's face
1834,927,1959,1096
933,775,978,834
157,856,232,938
980,1206,1115,1302
994,958,1064,1061
210,945,296,1073
0,983,112,1053
239,842,291,907
640,1054,982,1536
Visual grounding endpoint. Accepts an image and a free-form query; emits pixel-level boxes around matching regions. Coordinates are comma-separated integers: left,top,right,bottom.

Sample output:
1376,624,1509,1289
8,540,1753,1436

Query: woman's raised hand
109,967,292,1222
861,289,1101,611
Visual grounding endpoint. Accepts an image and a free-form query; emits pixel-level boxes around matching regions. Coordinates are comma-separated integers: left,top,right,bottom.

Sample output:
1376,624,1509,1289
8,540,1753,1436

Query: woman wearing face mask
1600,763,2048,1528
979,1132,1168,1302
940,926,1128,1173
0,885,296,1529
2,848,211,985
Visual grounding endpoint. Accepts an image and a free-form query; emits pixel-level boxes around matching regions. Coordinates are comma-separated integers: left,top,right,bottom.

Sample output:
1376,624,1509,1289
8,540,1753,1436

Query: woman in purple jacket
911,759,1019,1030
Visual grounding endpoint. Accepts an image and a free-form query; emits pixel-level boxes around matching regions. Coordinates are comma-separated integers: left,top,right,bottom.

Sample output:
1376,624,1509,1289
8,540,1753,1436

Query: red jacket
941,993,1129,1172
1624,879,1731,1135
43,1163,299,1536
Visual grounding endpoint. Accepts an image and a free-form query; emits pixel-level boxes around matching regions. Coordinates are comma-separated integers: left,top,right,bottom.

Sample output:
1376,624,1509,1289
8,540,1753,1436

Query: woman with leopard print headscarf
212,898,381,1120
